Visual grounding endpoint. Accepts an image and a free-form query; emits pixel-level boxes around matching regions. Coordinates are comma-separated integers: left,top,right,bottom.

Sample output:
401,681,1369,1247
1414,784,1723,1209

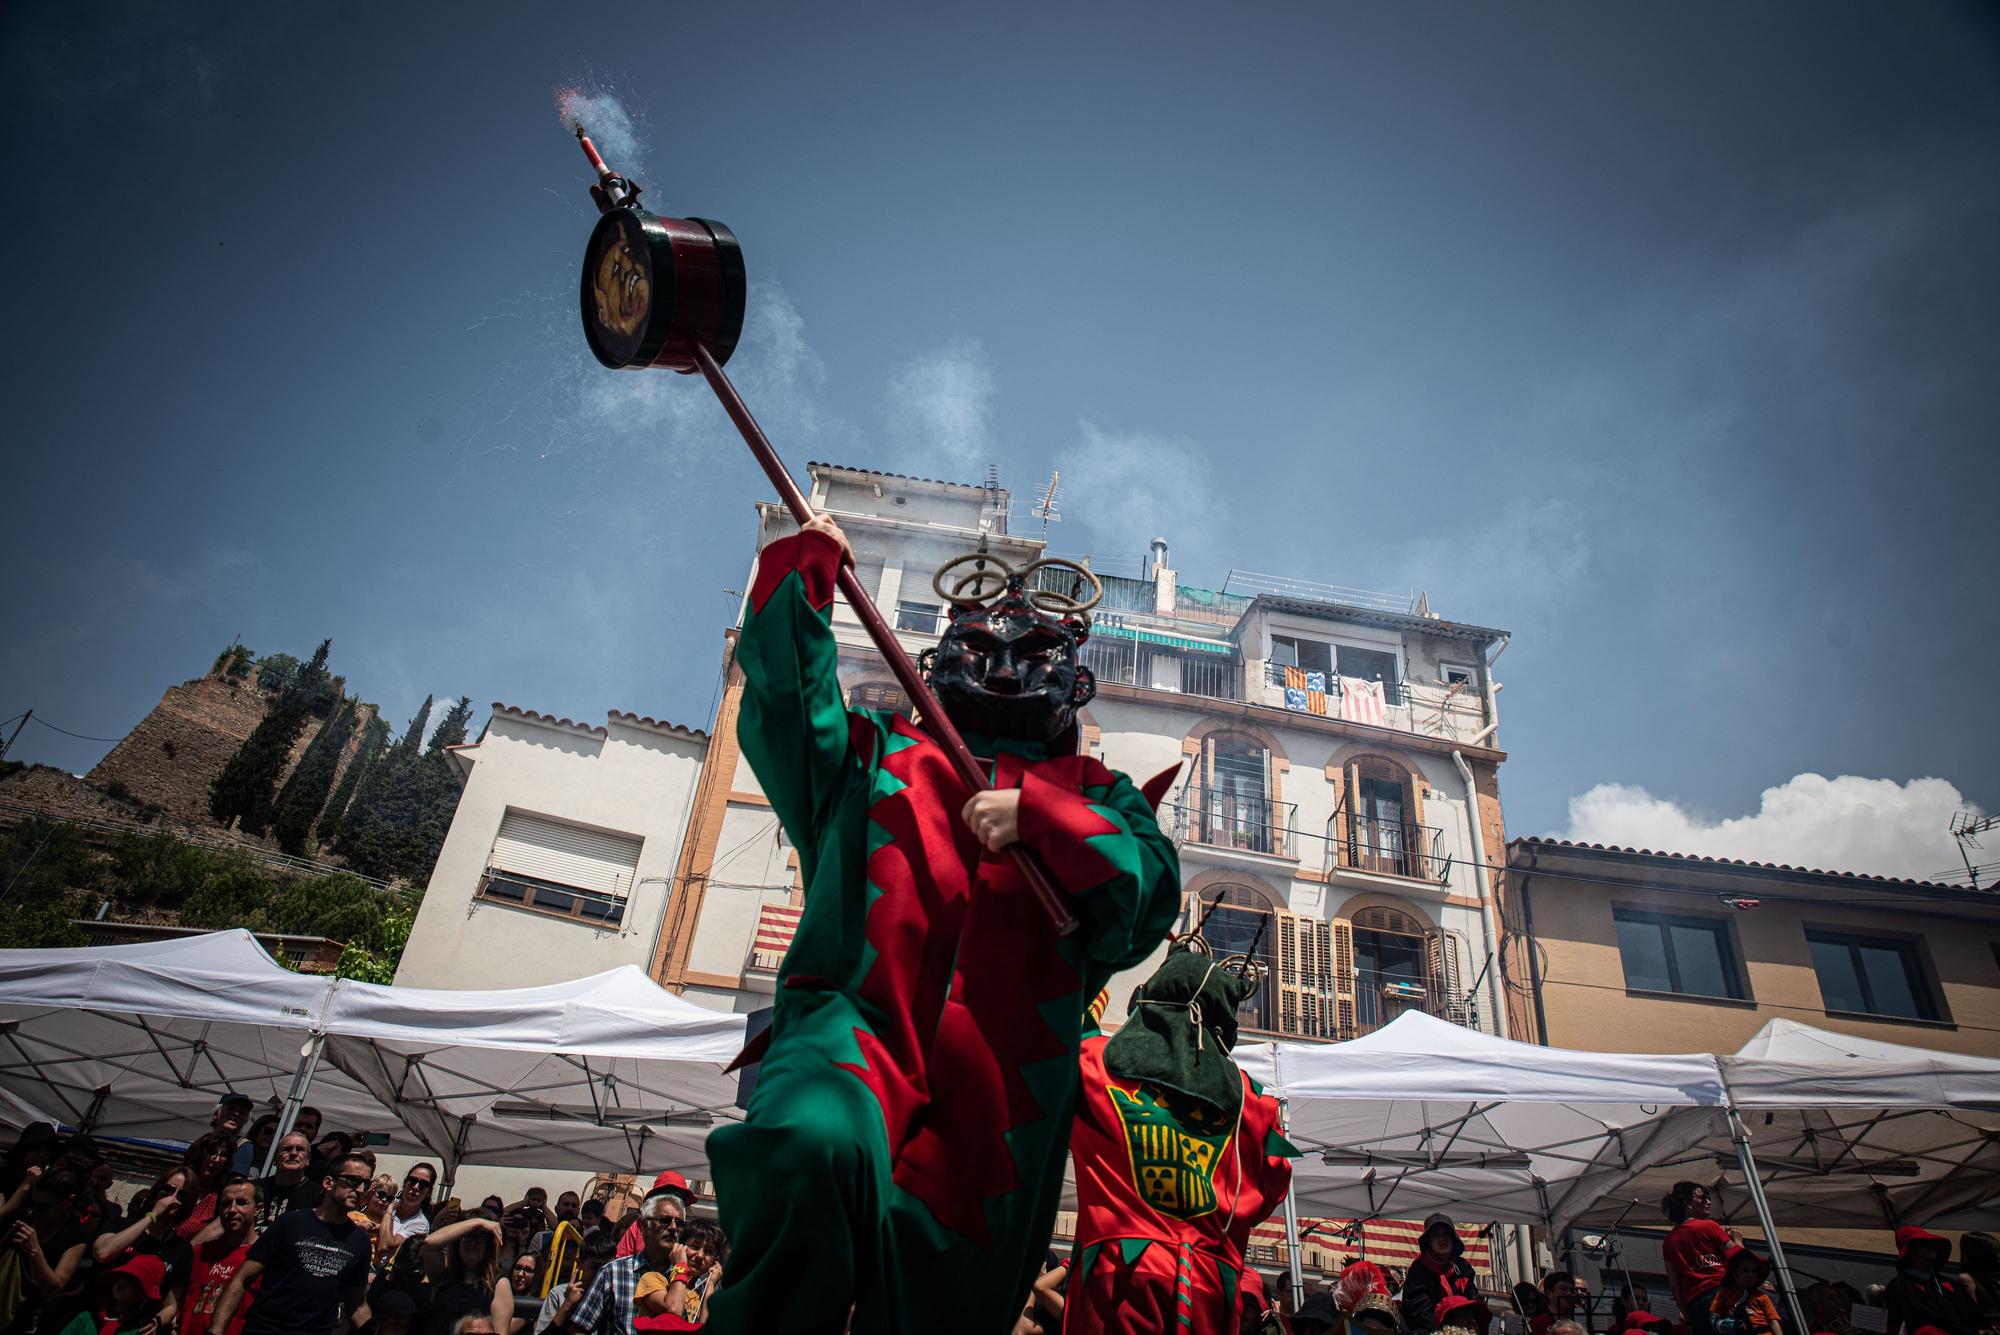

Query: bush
0,905,87,950
333,890,418,983
179,858,279,930
271,872,385,945
0,819,104,912
104,779,131,801
110,830,216,910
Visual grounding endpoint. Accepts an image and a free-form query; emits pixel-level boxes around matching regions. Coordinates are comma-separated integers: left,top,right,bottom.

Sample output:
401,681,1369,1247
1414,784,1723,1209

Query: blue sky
3,3,1994,880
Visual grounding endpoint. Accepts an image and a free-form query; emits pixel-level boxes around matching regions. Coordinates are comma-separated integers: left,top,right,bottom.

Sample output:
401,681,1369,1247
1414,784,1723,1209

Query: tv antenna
1031,470,1062,540
1950,811,2000,888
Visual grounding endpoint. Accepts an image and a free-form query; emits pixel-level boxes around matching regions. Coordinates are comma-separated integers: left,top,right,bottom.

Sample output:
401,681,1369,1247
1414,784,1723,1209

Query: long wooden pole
691,342,1079,936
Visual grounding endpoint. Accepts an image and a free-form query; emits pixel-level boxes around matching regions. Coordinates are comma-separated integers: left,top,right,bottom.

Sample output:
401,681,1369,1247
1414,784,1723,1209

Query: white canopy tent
1244,1011,1730,1230
1577,1018,2000,1231
320,965,749,1179
0,931,399,1147
0,931,751,1186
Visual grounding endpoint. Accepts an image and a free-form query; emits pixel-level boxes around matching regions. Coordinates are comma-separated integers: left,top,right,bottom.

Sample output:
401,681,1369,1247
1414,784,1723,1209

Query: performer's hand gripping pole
690,342,1081,937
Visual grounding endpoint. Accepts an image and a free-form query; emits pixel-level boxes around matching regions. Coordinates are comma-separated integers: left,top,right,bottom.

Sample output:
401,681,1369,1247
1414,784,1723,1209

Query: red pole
691,341,1080,937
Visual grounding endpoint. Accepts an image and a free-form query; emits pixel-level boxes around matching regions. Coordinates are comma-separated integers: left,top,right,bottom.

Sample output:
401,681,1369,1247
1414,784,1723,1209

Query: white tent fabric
0,932,398,1142
320,965,748,1175
0,931,751,1179
1577,1018,2000,1229
1242,1011,1729,1230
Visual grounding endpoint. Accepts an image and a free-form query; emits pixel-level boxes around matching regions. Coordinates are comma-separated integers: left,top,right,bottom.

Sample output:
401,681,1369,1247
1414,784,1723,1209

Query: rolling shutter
490,810,642,896
1330,919,1358,1039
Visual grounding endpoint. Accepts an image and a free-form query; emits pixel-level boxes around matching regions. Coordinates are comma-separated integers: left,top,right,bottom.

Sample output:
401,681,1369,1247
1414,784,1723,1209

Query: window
1441,663,1475,688
1612,909,1744,999
1336,644,1399,687
1806,930,1939,1021
895,600,941,635
1193,731,1278,853
479,810,642,929
1271,635,1334,675
1196,885,1280,1032
848,681,909,713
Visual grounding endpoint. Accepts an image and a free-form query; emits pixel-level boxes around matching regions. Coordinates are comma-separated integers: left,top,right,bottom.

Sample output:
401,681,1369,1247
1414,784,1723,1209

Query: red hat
1896,1227,1951,1266
644,1170,696,1206
1723,1245,1773,1288
1335,1260,1393,1313
1622,1312,1673,1334
99,1254,167,1301
1435,1295,1494,1333
1239,1267,1272,1313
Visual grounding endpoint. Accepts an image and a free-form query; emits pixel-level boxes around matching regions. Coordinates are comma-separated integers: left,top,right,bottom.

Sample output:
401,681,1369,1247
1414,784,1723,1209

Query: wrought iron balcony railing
1167,785,1298,858
1324,801,1448,883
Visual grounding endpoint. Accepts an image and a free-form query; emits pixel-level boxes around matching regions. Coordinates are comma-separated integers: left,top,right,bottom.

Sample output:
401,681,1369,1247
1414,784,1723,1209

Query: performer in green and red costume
1065,935,1298,1334
704,514,1181,1335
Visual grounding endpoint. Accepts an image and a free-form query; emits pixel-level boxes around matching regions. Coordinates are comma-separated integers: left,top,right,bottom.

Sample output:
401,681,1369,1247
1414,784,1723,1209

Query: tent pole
262,1031,326,1176
1728,1105,1810,1335
1274,1043,1306,1311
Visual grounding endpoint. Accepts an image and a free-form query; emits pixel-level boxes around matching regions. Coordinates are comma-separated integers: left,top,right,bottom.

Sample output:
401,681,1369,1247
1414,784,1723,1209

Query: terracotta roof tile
606,710,709,742
807,460,989,491
1508,834,1982,894
489,702,606,738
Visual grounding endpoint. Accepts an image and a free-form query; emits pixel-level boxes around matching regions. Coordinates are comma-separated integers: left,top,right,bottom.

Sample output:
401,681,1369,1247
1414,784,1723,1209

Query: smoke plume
554,85,646,174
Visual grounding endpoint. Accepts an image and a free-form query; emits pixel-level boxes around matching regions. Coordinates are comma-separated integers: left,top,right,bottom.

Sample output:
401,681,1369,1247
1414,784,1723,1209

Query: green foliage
210,639,335,836
255,653,301,692
332,890,418,984
110,830,214,909
272,699,358,856
320,714,389,846
216,644,254,678
179,857,279,930
0,819,102,913
336,697,465,883
395,695,434,759
270,872,384,944
426,697,474,756
0,905,87,950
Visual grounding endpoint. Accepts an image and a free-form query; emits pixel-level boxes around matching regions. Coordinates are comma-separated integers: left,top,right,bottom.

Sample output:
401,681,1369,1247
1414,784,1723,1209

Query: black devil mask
919,553,1101,749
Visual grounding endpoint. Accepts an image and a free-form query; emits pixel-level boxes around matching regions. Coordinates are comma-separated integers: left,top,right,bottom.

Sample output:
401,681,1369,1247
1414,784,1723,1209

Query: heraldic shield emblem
1108,1081,1236,1220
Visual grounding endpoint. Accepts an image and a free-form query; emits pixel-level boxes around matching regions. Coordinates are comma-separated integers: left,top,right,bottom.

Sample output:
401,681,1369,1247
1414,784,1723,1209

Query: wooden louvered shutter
1330,918,1357,1039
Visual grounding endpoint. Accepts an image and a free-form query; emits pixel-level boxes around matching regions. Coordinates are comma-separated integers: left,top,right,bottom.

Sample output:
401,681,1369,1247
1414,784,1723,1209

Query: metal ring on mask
932,553,1103,614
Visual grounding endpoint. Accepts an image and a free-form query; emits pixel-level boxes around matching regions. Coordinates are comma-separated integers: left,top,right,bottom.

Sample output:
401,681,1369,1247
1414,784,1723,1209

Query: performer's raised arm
1013,763,1181,970
736,514,856,848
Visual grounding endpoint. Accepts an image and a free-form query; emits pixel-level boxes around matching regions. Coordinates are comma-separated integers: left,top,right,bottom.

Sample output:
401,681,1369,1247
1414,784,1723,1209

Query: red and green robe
704,529,1181,1335
1064,1035,1294,1334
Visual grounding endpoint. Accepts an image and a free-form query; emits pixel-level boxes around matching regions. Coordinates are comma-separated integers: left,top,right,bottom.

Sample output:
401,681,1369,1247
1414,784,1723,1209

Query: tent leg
1729,1106,1811,1335
1274,1045,1306,1312
262,1032,326,1176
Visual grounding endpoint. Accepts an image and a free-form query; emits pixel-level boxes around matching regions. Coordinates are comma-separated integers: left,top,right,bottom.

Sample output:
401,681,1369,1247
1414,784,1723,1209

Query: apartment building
396,705,708,989
652,461,1517,1052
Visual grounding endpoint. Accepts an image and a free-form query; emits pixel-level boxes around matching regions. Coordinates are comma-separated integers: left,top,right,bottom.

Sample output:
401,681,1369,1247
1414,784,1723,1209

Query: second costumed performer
1064,933,1299,1333
703,515,1182,1335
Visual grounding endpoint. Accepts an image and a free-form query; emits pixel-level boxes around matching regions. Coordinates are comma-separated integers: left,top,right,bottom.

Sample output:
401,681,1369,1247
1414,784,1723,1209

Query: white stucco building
395,705,707,989
651,462,1515,1046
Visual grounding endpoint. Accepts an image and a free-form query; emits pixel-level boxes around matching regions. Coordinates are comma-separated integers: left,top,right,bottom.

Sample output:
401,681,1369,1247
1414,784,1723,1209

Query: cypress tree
272,698,358,855
210,639,334,836
426,697,474,755
320,712,388,846
339,696,468,882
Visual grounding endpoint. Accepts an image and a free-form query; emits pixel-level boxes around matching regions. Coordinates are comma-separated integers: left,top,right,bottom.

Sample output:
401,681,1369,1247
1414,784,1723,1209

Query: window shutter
1330,918,1357,1040
490,810,642,896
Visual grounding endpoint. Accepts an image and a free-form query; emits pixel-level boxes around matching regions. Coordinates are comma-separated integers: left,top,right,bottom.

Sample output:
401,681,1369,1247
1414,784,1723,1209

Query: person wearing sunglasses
379,1162,439,1260
209,1154,376,1335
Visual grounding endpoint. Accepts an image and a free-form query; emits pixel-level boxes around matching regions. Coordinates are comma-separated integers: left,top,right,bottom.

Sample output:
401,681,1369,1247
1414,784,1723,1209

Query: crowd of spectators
11,1115,2000,1335
0,1111,728,1335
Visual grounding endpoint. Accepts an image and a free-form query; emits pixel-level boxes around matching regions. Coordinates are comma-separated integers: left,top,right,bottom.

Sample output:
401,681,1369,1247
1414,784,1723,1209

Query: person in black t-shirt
209,1154,374,1335
254,1134,325,1230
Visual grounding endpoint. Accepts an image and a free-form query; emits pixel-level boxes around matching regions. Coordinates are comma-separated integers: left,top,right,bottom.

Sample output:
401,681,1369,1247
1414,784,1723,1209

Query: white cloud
884,339,995,473
1058,419,1226,573
1562,773,1979,882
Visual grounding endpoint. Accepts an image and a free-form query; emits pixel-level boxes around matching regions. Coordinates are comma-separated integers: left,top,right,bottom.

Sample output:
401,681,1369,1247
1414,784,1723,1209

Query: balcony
1264,662,1411,708
1325,801,1448,884
1167,785,1298,859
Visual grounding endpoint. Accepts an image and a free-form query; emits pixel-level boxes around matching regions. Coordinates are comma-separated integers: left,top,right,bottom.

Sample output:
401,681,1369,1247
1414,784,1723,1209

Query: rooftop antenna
1031,469,1062,541
1951,811,1999,888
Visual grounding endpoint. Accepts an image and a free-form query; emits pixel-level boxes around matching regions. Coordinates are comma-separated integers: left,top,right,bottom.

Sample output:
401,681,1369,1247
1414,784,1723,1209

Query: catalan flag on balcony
1340,676,1386,726
750,901,803,971
1284,665,1309,690
1285,687,1330,716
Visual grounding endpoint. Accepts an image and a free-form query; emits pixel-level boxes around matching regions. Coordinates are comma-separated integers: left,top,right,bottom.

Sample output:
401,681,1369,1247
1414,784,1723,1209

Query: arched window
1349,904,1430,1032
1193,884,1280,1032
1339,756,1428,878
1196,731,1275,853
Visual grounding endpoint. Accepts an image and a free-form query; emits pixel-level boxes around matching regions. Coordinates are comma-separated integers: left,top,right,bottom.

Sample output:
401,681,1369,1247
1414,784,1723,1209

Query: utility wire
25,716,124,743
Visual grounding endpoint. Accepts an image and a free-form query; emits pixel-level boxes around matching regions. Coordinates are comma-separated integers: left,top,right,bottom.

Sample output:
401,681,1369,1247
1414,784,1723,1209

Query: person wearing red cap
616,1174,695,1259
1689,1246,1782,1335
93,1253,169,1335
1435,1294,1496,1335
1885,1228,1978,1335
